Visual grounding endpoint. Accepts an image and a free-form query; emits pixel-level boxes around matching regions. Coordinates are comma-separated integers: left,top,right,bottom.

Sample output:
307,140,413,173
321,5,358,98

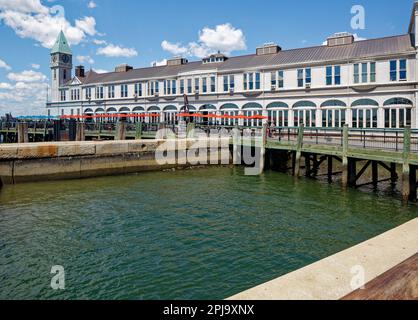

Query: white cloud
93,38,107,45
151,59,167,67
161,41,188,56
97,44,138,58
0,68,49,116
7,70,47,82
76,55,95,64
161,23,246,59
75,16,97,36
0,58,11,70
0,1,98,48
87,1,97,9
31,63,40,69
0,82,13,89
93,69,108,74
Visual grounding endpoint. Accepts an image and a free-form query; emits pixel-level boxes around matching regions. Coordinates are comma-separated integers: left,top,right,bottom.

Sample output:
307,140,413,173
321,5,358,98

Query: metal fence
303,128,343,147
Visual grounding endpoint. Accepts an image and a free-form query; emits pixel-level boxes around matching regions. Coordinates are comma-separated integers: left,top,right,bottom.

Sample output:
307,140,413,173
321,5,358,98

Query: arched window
147,106,161,124
320,100,346,128
163,105,178,125
351,99,379,129
119,107,130,113
242,103,263,127
220,104,239,126
383,98,413,128
267,102,289,127
293,101,316,127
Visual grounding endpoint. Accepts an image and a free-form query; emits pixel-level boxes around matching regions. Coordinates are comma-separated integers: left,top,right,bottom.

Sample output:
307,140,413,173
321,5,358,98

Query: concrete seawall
228,218,418,300
0,138,231,185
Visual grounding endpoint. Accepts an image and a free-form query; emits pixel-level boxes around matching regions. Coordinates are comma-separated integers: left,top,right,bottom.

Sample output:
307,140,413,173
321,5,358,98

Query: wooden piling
402,127,411,203
341,125,349,189
116,120,126,141
294,125,304,177
409,165,417,202
135,122,142,140
372,161,379,189
76,122,85,141
327,156,333,183
17,122,28,143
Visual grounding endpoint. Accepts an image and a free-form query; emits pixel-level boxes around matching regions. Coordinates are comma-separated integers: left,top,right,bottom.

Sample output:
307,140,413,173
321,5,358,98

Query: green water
0,167,416,300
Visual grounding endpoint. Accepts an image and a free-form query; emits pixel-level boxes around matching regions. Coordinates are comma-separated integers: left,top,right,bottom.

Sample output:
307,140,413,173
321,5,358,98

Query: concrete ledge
228,218,418,300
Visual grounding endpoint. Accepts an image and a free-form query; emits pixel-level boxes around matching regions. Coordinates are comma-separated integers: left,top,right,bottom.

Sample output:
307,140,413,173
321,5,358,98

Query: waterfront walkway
229,218,418,300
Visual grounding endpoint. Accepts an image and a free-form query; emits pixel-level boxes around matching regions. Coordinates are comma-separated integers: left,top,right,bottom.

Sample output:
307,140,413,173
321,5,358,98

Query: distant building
47,3,418,129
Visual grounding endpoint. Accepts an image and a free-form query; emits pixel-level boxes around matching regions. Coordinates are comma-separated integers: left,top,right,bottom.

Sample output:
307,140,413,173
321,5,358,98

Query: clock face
61,54,70,64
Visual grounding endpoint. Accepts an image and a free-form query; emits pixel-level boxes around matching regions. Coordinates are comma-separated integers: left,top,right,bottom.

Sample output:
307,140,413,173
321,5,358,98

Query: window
326,66,332,86
121,84,128,98
172,80,176,95
223,75,229,92
271,72,277,87
180,79,185,94
108,85,115,99
326,66,341,86
148,81,159,96
278,71,284,88
203,77,208,93
390,59,407,82
63,70,67,80
354,62,376,84
134,83,142,97
187,79,192,94
96,86,104,99
85,87,92,99
297,69,304,87
399,59,407,80
54,69,57,80
210,76,216,92
60,90,66,101
352,109,378,128
354,64,359,84
298,69,311,87
243,72,260,91
194,78,200,93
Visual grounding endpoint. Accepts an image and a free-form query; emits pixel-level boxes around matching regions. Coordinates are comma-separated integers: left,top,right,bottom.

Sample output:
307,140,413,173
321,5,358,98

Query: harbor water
0,167,417,299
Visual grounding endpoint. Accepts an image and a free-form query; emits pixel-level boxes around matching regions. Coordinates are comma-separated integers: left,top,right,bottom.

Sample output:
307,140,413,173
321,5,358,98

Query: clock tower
50,31,73,102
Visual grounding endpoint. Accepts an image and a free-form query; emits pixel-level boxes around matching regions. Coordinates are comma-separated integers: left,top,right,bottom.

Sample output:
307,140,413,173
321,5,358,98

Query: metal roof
75,34,415,86
51,31,72,55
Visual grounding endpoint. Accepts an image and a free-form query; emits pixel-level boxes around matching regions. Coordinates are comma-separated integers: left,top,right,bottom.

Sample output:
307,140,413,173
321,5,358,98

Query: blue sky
0,0,415,115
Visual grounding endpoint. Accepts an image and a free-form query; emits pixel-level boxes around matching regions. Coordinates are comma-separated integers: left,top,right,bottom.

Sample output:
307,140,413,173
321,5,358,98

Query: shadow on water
0,167,417,300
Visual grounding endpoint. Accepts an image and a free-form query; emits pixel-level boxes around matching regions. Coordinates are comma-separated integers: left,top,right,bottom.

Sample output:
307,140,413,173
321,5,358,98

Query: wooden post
76,122,85,141
294,125,304,177
305,153,311,177
409,165,417,202
390,163,398,187
327,156,333,183
348,158,357,188
372,161,378,189
402,127,411,203
116,120,126,141
17,122,28,143
341,125,349,189
259,123,268,174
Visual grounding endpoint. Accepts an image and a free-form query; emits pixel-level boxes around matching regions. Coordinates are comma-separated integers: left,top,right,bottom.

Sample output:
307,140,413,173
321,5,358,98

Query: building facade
47,3,418,129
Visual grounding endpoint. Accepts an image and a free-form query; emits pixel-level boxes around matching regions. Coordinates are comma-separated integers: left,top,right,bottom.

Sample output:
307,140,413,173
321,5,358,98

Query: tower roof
51,31,72,55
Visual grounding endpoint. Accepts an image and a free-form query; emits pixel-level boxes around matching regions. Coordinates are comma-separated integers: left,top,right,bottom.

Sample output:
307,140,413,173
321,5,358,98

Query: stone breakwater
0,138,231,185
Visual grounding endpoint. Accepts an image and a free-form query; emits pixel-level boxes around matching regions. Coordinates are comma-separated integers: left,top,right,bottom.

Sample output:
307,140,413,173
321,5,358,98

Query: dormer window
202,53,228,64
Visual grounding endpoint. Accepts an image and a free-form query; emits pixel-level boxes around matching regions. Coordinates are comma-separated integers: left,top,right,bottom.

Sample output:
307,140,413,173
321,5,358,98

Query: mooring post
258,123,268,174
116,119,126,141
390,163,398,187
294,125,304,177
135,122,142,140
341,124,349,189
402,127,411,203
17,122,28,143
409,165,417,202
327,156,333,183
372,161,379,189
76,121,85,141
